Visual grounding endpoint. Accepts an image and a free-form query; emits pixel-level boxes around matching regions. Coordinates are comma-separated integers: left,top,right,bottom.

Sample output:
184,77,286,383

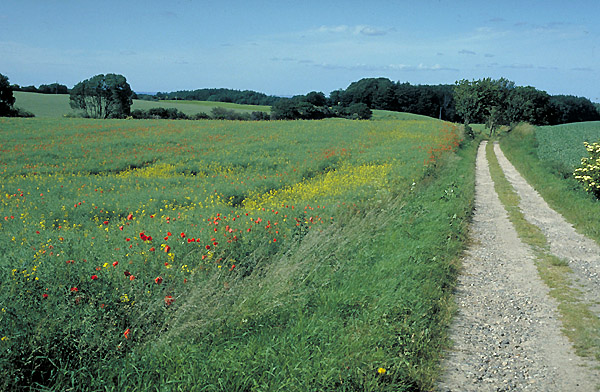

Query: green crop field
535,121,600,170
12,91,269,118
0,115,475,391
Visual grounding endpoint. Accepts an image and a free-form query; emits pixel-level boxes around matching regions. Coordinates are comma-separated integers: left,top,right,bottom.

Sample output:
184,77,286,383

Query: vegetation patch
0,116,474,390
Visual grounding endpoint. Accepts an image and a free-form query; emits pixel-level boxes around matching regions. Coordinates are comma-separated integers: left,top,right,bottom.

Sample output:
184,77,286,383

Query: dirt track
438,141,599,391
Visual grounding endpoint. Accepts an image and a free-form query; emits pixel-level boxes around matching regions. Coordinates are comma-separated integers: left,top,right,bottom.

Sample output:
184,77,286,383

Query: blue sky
1,0,598,100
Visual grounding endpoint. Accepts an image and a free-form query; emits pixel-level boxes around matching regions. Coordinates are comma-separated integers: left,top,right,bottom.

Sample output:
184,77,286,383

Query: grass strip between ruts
485,141,600,364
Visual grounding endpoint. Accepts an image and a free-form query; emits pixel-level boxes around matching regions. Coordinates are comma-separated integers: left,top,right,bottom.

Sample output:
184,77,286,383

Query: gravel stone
438,141,599,391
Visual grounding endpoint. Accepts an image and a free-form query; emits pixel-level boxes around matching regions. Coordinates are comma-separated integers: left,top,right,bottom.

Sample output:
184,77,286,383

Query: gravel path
494,142,600,316
438,141,598,391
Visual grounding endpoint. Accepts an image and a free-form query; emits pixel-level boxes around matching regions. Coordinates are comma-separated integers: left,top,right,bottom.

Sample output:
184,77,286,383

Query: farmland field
0,116,474,391
536,121,600,170
12,91,269,118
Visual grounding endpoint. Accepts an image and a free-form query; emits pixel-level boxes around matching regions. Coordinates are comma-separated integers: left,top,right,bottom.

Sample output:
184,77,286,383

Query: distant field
12,92,270,118
13,92,72,117
535,121,600,170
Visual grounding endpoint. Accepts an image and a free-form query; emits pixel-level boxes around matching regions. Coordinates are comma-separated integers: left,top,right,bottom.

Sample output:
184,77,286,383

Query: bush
574,141,600,198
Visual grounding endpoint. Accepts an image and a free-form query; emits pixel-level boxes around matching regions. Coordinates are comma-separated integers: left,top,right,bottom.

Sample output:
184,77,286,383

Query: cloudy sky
1,0,598,100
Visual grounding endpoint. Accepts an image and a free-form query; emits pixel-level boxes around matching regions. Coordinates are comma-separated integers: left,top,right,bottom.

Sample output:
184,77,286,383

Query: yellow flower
377,367,386,375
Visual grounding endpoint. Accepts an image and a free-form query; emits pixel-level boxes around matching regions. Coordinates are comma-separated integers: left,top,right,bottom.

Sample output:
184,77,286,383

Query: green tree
454,79,483,125
0,73,16,116
38,83,69,94
70,74,134,118
454,78,514,133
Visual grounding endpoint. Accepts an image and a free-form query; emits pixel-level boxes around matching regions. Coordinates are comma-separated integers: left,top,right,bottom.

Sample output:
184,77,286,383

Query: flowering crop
574,141,600,197
0,116,458,388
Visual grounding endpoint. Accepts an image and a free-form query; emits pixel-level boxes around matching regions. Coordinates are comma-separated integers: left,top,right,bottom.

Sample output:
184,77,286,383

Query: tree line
153,88,280,106
11,82,70,94
453,78,600,131
2,72,599,124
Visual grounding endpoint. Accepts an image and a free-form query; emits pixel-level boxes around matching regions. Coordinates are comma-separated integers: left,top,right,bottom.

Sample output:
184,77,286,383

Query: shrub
574,141,600,198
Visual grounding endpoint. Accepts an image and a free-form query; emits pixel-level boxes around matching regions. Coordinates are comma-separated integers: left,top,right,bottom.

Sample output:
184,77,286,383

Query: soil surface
438,141,599,391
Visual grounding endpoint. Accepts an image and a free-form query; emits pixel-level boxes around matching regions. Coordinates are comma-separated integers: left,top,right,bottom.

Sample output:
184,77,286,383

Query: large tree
70,73,134,118
0,73,16,116
454,78,514,131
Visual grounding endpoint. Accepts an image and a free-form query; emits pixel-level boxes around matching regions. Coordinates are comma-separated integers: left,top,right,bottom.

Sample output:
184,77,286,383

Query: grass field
12,92,270,118
0,115,475,391
536,121,600,171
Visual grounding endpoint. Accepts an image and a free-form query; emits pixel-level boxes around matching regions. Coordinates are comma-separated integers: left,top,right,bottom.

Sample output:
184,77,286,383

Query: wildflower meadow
0,116,470,391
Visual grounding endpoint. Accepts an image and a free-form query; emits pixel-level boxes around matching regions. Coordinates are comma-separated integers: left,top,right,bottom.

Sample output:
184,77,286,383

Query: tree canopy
0,73,16,116
155,88,279,106
454,78,600,129
70,74,134,118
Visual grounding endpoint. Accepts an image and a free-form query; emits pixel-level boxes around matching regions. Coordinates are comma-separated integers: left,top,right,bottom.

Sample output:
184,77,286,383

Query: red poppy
149,247,155,252
180,232,186,238
123,328,130,339
42,293,48,299
205,245,210,250
70,287,78,292
129,275,135,281
119,225,124,231
112,261,118,267
91,274,98,280
229,264,236,271
164,245,171,253
154,276,163,284
103,221,109,225
124,270,131,277
127,214,133,220
164,296,175,306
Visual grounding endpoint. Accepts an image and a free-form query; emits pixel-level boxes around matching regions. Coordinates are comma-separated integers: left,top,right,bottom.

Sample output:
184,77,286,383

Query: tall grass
0,116,474,390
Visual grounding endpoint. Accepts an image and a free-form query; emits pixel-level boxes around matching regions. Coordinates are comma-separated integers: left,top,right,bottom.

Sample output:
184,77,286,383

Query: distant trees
38,83,69,94
155,88,279,106
270,91,372,120
454,78,600,130
548,95,600,124
11,83,69,94
330,78,457,121
70,74,134,118
0,73,16,116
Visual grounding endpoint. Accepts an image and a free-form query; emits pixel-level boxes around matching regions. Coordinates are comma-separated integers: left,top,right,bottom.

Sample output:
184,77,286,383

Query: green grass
0,116,473,390
486,140,600,363
13,91,72,117
536,121,600,170
12,91,270,118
